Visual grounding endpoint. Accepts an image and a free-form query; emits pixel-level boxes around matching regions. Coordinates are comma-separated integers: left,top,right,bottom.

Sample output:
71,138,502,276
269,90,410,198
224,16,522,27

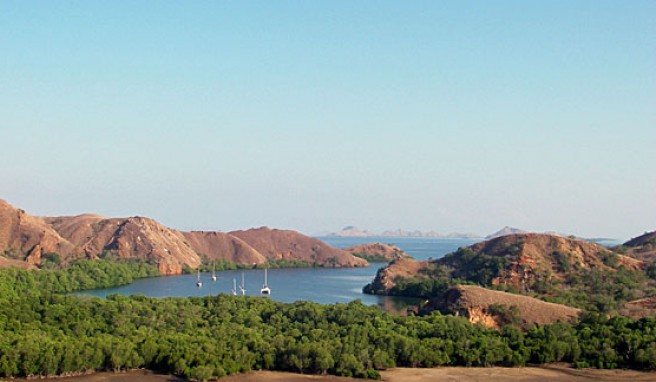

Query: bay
74,237,478,311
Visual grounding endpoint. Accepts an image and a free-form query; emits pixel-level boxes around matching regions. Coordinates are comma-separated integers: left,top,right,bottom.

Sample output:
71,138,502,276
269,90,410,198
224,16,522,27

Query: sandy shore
16,366,656,382
380,366,656,382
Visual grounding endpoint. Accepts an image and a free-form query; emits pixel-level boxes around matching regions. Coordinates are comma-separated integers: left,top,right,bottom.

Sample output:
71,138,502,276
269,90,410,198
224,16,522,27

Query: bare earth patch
381,366,656,382
57,367,656,382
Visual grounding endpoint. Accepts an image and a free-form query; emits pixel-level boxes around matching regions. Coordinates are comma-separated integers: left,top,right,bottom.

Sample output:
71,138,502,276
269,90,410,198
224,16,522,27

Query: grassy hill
365,233,656,319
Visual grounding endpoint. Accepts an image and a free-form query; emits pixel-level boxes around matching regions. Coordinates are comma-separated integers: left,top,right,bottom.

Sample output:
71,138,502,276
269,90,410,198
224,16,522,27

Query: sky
1,1,654,241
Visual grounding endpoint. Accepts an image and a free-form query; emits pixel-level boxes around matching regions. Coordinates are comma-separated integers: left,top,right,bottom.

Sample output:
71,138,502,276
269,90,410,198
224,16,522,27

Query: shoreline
15,366,655,382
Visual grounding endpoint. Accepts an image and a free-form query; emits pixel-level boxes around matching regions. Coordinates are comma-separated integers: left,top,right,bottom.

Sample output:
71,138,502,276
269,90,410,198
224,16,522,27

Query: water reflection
74,238,474,314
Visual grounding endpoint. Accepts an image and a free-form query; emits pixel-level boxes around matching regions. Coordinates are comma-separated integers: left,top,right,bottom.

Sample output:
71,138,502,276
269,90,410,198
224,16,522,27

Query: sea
73,237,478,312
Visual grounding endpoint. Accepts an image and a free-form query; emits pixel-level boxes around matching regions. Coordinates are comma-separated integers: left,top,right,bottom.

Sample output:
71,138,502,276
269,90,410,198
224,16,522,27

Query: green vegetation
385,277,452,298
487,304,522,327
187,258,319,274
442,248,512,286
537,267,655,313
0,259,159,295
647,263,656,280
367,246,656,315
352,252,391,263
260,259,316,269
1,264,656,380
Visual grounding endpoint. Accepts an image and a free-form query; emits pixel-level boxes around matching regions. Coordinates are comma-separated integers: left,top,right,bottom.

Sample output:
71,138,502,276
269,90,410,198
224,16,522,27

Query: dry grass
55,367,656,382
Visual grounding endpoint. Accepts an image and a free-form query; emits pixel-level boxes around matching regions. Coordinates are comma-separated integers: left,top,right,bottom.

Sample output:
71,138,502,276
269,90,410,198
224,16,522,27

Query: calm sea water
74,237,477,311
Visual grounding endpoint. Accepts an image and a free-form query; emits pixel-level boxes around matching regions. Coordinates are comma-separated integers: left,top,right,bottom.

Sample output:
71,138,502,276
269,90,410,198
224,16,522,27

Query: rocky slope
623,230,656,263
0,200,79,265
366,257,428,293
344,243,410,262
367,233,643,294
230,227,368,267
426,285,581,329
45,214,201,275
182,231,266,264
458,233,643,289
365,233,653,320
0,200,367,274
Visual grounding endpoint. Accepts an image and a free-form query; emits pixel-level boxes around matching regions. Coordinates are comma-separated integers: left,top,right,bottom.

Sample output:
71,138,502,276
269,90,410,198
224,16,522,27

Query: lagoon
74,237,477,310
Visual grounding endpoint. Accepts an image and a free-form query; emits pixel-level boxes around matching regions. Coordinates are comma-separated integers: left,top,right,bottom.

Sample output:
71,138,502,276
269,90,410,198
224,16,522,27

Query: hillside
0,200,79,265
46,214,201,275
344,243,410,262
625,231,656,247
182,231,266,264
230,227,367,267
622,230,656,263
622,296,656,319
365,233,655,317
425,285,581,329
0,199,368,274
457,233,643,289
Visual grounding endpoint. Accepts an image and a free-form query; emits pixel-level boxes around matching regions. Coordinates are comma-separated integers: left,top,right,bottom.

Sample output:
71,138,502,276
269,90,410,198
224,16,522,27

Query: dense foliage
366,247,656,315
0,264,655,381
187,258,324,274
0,259,159,296
351,252,392,263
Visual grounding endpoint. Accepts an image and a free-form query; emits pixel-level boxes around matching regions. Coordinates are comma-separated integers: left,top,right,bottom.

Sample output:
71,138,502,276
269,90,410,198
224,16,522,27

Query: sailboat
211,261,217,282
260,267,271,295
196,268,202,288
239,271,246,295
231,278,237,296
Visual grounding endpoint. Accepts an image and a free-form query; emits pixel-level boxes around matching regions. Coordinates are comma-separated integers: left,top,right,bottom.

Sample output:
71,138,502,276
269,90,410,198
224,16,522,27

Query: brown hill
230,227,368,267
365,257,426,293
344,243,410,262
182,231,266,264
0,256,36,270
46,214,201,275
364,233,654,317
460,233,643,289
426,285,581,329
1,200,367,275
0,199,78,265
625,231,656,247
367,233,642,295
623,231,656,263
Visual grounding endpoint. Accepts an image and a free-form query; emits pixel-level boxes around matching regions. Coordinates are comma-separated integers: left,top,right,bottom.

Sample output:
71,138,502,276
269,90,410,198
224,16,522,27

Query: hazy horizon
2,1,654,242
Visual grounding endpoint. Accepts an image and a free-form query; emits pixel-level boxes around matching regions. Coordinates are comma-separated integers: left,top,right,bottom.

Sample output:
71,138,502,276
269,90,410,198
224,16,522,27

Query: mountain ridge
0,199,367,275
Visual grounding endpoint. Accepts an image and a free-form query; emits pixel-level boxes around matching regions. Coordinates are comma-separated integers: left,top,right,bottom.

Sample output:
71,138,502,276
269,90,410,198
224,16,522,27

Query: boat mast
239,271,246,295
260,267,271,295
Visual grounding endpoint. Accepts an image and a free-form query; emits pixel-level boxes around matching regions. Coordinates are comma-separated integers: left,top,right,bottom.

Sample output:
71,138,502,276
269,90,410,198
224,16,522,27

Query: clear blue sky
1,1,654,240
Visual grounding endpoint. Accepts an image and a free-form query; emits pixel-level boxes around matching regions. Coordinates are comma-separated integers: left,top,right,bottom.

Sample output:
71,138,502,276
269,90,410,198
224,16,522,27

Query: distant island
328,225,481,239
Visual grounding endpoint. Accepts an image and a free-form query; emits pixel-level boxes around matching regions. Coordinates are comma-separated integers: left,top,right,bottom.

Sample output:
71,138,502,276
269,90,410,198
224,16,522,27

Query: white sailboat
196,268,202,288
260,268,271,295
239,271,246,295
232,278,237,295
211,261,217,282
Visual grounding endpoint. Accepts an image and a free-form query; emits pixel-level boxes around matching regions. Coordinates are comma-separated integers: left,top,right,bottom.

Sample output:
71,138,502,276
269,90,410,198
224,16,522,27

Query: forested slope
0,264,655,381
